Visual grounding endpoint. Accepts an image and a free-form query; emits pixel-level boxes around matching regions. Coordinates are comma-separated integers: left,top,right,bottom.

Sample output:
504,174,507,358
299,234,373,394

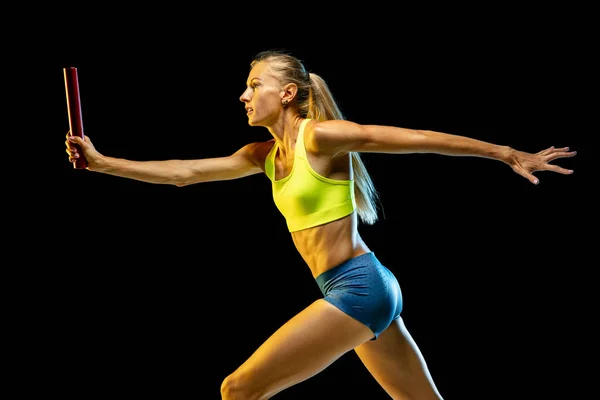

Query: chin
247,117,265,127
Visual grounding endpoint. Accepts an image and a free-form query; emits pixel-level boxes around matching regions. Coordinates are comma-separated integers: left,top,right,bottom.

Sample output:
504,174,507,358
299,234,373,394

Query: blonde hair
251,50,381,225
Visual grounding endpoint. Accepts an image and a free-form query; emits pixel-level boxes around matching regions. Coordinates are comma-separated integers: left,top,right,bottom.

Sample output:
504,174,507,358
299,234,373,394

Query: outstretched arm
66,134,263,186
309,120,576,185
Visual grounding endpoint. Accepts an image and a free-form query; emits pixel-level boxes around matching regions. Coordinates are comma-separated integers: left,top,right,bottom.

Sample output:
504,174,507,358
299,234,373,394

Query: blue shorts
315,252,403,340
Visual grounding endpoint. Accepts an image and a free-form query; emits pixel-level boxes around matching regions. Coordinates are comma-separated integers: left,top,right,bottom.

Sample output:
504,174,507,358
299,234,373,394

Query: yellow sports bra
265,119,356,232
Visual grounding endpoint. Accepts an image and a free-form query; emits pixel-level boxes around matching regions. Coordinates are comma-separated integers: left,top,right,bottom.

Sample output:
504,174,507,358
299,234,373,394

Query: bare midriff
291,212,371,278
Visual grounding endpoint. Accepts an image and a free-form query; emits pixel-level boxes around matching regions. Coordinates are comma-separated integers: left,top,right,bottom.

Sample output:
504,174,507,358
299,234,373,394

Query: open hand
508,146,576,184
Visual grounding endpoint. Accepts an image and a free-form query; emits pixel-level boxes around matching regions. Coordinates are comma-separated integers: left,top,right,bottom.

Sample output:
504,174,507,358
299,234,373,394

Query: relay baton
63,67,88,169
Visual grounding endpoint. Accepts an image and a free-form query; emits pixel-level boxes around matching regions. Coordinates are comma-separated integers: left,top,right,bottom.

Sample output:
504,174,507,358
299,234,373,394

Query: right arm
66,134,263,186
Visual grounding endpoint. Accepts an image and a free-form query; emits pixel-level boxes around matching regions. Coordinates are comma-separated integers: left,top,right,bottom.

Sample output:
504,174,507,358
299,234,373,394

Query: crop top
265,119,356,232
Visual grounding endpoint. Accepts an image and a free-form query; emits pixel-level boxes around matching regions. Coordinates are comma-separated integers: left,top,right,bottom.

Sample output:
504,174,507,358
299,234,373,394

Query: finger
68,136,83,145
547,150,577,162
537,146,555,156
543,164,574,175
526,174,539,185
546,146,572,155
525,174,540,185
514,165,540,185
67,149,79,157
521,174,539,184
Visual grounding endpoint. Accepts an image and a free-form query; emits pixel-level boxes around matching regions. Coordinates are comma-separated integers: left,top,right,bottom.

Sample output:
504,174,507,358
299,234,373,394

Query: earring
282,99,289,107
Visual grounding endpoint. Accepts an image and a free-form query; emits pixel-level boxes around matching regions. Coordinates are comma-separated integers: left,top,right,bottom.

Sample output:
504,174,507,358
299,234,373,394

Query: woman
65,50,576,399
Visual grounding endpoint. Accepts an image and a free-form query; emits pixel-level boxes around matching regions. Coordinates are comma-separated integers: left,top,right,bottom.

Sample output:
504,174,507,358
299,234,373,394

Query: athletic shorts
315,252,403,340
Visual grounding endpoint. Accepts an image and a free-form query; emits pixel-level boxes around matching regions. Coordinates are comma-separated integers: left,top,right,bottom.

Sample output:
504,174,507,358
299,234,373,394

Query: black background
15,7,594,399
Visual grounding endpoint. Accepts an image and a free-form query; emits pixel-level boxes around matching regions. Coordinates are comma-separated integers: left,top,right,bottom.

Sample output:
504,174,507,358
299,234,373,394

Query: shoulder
235,140,276,165
304,119,366,154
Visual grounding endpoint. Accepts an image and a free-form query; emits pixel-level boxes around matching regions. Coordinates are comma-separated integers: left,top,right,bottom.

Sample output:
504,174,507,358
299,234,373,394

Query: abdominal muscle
291,212,371,278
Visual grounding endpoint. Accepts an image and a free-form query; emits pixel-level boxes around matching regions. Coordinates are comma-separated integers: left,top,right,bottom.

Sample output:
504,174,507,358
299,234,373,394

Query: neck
267,114,304,153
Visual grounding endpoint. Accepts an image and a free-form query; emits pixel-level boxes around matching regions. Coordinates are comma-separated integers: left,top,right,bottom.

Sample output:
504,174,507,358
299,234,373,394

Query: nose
239,87,251,102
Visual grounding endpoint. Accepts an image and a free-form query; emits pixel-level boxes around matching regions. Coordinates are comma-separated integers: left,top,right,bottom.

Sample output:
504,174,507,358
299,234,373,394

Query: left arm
308,120,576,184
311,119,508,158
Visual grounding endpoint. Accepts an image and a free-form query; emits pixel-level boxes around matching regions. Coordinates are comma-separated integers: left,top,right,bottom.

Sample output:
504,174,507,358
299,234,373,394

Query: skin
66,60,576,399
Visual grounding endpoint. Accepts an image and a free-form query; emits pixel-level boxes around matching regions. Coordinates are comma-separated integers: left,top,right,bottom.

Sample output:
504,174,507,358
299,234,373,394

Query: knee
220,373,239,399
220,371,263,400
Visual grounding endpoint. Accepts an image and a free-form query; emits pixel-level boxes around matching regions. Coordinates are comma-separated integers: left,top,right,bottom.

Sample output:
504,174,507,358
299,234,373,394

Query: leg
354,317,444,400
221,299,374,400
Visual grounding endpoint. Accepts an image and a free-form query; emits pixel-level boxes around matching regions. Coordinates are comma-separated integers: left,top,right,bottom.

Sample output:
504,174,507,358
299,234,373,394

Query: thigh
354,317,444,400
316,252,403,340
226,299,374,399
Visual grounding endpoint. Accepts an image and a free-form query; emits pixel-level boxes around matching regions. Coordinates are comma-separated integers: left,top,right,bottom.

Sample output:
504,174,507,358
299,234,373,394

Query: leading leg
221,299,374,400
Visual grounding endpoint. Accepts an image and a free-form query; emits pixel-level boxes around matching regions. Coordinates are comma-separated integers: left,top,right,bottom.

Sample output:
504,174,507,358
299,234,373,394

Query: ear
280,83,298,104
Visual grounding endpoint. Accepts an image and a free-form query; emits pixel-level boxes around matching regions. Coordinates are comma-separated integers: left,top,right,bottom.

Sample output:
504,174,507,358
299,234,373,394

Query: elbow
171,171,195,187
173,176,195,187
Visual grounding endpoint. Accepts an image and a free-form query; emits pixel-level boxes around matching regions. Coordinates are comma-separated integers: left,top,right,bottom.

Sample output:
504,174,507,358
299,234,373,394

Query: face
239,61,284,127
